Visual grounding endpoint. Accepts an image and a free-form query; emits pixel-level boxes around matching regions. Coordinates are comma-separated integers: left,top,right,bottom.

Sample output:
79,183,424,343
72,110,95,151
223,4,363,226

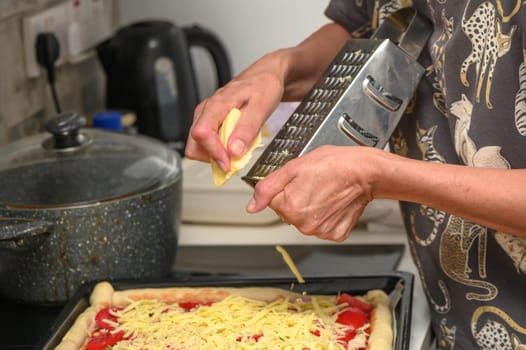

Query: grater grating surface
243,8,431,187
244,42,380,187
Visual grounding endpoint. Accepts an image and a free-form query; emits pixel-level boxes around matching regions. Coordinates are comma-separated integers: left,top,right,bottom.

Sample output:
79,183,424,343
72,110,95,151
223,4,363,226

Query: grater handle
362,75,403,112
371,7,432,61
338,112,379,147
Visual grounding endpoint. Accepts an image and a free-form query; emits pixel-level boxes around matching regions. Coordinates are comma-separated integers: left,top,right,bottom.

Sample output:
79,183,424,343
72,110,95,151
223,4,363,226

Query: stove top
1,244,403,349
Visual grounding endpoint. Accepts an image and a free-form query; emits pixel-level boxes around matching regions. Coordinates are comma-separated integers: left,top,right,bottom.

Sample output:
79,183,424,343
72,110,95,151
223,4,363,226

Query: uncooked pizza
54,281,393,350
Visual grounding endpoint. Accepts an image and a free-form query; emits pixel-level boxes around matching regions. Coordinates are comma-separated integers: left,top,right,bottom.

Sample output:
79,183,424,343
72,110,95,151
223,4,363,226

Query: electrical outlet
23,0,113,78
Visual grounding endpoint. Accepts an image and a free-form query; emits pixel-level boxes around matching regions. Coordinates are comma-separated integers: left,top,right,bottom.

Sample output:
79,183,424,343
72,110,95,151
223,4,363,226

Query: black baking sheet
173,244,405,276
36,272,413,350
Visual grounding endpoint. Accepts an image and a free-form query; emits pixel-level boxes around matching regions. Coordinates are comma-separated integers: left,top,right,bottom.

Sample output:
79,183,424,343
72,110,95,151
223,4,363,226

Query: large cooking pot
0,112,182,304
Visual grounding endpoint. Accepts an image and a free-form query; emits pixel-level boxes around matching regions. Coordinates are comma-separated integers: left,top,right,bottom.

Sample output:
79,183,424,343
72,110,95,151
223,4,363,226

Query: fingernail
246,197,256,212
231,139,246,157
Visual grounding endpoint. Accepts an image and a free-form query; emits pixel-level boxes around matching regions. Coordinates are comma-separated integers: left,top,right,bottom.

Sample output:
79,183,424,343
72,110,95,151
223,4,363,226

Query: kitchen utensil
0,112,182,304
97,20,232,154
243,8,431,186
36,272,414,350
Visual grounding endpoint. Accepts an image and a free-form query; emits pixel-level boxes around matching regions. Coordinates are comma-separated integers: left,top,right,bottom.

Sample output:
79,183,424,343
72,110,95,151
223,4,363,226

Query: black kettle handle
183,25,233,87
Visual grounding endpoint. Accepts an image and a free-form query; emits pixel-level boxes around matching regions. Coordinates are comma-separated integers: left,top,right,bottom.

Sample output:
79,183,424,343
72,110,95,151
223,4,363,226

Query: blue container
92,110,123,132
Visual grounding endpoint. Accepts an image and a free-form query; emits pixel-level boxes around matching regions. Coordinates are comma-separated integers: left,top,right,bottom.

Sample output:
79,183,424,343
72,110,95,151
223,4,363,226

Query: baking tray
173,244,405,276
36,272,413,350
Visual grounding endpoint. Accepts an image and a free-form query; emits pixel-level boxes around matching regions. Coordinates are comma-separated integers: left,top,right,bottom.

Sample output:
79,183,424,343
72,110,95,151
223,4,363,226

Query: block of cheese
211,108,263,186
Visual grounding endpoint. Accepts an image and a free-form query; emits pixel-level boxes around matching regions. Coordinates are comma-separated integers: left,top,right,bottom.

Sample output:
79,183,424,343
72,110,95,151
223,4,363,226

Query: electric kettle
97,20,232,153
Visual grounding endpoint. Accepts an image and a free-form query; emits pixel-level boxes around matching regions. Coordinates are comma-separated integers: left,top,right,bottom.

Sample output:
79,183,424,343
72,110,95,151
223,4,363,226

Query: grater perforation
243,8,431,188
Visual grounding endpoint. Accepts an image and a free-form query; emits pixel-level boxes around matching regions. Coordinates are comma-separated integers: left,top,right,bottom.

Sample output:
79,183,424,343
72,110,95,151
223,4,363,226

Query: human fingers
225,75,283,158
257,147,371,239
185,99,231,171
269,184,359,241
312,203,365,242
186,81,253,169
187,74,281,169
246,164,294,214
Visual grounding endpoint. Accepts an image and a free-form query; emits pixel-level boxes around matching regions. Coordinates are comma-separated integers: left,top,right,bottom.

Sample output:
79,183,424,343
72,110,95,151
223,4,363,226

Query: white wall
116,0,331,98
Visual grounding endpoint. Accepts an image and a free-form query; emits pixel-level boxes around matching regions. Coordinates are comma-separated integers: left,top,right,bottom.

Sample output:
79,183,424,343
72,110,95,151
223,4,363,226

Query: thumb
228,102,277,158
246,170,288,213
246,191,272,213
246,190,275,214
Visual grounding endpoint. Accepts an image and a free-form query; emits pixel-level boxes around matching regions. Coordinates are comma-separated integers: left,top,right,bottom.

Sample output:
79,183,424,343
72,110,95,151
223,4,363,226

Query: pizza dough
54,281,394,350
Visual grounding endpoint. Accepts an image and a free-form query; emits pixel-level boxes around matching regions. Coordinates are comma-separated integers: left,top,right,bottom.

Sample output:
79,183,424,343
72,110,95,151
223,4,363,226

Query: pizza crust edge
365,289,393,350
54,281,394,350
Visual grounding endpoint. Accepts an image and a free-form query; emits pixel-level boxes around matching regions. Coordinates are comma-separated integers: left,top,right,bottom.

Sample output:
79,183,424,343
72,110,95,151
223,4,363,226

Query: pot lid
0,112,181,208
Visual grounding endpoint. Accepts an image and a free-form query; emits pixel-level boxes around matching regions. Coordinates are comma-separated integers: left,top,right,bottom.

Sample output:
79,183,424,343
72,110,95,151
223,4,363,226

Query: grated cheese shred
276,245,306,284
107,294,368,350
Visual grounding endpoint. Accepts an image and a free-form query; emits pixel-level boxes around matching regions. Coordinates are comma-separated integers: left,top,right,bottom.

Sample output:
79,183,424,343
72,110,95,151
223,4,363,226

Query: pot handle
0,217,54,251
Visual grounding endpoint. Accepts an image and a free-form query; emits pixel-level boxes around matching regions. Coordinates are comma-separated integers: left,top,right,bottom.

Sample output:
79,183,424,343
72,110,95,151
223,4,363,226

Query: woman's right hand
184,51,288,173
184,22,352,174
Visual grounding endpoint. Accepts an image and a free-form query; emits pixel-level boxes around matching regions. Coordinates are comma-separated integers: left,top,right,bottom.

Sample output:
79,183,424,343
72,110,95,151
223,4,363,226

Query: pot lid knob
45,112,88,149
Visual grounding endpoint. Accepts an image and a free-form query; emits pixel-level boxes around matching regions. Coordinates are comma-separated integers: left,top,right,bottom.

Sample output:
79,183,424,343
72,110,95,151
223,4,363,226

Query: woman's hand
247,143,526,240
184,52,287,172
184,23,352,174
246,146,389,242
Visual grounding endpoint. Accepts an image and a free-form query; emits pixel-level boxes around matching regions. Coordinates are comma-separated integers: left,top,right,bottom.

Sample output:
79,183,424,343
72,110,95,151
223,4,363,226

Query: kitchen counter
180,221,433,350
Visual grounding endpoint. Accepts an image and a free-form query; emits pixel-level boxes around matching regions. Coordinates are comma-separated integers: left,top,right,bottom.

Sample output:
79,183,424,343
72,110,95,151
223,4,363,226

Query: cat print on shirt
437,318,457,350
450,94,511,168
472,306,526,350
439,215,498,301
390,129,408,157
378,0,413,22
371,0,413,29
409,123,447,247
430,8,454,109
515,59,526,136
460,0,518,109
408,238,451,314
494,232,526,274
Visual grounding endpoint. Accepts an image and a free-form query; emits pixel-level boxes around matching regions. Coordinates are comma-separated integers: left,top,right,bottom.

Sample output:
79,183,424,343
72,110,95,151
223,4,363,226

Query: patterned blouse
325,0,526,349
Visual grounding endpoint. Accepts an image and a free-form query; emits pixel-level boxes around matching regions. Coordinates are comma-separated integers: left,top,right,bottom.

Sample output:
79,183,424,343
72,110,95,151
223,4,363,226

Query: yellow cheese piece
276,245,306,284
211,108,263,186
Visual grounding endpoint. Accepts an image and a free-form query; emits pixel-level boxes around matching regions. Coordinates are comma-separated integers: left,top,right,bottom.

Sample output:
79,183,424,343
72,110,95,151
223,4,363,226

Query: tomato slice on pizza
54,282,393,350
86,329,124,350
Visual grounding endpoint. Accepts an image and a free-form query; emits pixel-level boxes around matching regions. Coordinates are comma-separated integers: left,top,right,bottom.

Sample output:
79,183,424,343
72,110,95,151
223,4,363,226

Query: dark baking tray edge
36,271,414,350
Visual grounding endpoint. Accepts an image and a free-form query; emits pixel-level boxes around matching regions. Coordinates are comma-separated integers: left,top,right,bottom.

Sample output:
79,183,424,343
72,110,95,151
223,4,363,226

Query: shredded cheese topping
107,294,369,350
276,245,306,284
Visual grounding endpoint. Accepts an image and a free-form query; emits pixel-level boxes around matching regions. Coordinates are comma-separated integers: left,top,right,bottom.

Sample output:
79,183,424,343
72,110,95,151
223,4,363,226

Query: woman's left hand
246,145,387,242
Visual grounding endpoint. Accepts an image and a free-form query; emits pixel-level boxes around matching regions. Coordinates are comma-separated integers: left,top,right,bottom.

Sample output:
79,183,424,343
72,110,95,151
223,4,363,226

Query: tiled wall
0,0,115,145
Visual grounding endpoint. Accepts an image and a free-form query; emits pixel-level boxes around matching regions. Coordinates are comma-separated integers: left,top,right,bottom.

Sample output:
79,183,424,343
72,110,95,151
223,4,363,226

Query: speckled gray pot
0,178,181,304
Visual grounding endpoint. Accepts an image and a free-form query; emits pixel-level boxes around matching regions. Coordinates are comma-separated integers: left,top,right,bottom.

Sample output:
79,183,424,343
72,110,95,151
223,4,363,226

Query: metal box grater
243,8,432,187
